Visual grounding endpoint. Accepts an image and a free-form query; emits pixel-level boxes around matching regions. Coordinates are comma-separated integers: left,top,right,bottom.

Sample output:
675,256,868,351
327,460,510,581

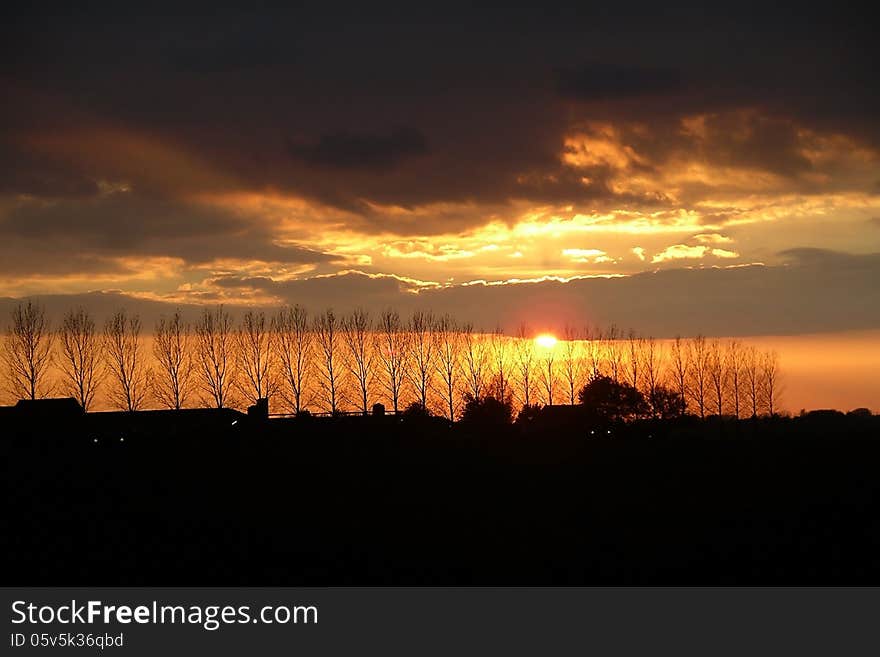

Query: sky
1,3,878,341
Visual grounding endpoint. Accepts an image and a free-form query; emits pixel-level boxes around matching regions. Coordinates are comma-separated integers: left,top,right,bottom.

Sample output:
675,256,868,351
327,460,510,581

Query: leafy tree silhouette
577,376,648,422
402,401,433,421
460,394,513,427
649,385,687,419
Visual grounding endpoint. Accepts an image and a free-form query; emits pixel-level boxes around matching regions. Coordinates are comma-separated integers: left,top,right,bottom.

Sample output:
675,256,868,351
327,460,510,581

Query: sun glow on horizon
534,333,558,349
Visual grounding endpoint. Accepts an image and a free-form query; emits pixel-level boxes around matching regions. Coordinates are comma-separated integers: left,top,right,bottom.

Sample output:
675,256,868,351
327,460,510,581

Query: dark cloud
288,128,428,170
0,141,100,199
0,193,335,272
201,252,880,337
556,65,686,101
4,250,877,337
2,1,875,216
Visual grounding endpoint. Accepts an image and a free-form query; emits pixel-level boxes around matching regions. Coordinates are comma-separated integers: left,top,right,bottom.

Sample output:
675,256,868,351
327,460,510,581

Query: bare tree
103,310,149,411
58,307,101,410
513,324,536,408
537,337,556,406
195,306,237,409
604,324,624,382
2,300,54,400
584,324,604,380
561,325,583,405
236,310,277,407
343,308,374,414
761,349,783,416
376,309,408,413
461,323,488,401
670,336,689,415
272,305,313,415
642,336,665,417
727,340,743,419
152,310,194,410
707,339,727,417
688,335,709,418
406,311,435,410
743,345,761,418
433,313,461,420
490,328,512,403
626,330,643,392
314,309,343,414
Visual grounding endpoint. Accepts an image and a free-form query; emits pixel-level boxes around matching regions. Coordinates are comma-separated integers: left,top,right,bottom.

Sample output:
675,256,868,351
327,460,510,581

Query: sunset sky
1,4,878,362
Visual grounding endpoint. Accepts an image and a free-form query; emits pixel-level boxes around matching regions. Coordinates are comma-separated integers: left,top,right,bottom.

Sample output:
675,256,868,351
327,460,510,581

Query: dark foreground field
3,412,880,585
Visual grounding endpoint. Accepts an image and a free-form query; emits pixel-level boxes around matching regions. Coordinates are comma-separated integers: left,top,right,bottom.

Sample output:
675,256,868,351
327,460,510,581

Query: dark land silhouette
3,394,880,585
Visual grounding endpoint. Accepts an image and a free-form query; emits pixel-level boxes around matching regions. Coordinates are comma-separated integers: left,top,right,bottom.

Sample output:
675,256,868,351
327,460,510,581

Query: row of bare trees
1,301,784,419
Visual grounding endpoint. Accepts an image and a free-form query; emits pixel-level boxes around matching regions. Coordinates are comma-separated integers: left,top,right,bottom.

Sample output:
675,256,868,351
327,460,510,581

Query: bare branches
688,335,709,418
236,310,277,407
406,310,435,410
195,306,237,409
0,301,789,418
3,300,54,400
461,323,488,401
314,309,343,414
433,314,461,420
513,324,535,408
272,305,313,415
376,309,408,414
561,325,583,405
103,310,149,411
152,310,194,410
761,350,783,416
58,307,101,410
343,308,374,414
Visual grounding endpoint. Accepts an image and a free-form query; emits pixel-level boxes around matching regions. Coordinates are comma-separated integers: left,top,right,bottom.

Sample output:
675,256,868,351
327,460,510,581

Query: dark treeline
2,300,787,419
3,403,880,585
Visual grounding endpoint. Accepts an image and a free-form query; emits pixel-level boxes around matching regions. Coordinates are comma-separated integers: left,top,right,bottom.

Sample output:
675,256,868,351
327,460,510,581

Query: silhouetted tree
743,345,761,418
648,385,687,420
343,308,374,414
377,309,407,414
58,307,101,410
402,400,432,421
103,310,149,411
460,393,513,427
561,325,583,405
584,324,605,380
152,310,194,410
537,334,556,406
514,402,543,426
3,300,53,400
670,335,690,415
513,324,536,408
688,335,709,418
490,328,512,404
406,310,434,410
462,323,488,401
626,329,643,391
433,314,461,420
604,324,624,382
272,305,313,415
707,338,727,417
642,336,665,416
761,349,782,416
236,310,277,407
195,305,237,408
577,375,647,423
727,339,743,418
314,309,343,413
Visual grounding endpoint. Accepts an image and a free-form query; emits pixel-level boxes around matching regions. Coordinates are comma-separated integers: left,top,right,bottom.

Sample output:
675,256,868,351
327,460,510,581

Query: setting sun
534,333,558,349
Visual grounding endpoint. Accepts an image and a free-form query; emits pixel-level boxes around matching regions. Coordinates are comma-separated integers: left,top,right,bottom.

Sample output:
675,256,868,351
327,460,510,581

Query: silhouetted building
248,398,269,421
